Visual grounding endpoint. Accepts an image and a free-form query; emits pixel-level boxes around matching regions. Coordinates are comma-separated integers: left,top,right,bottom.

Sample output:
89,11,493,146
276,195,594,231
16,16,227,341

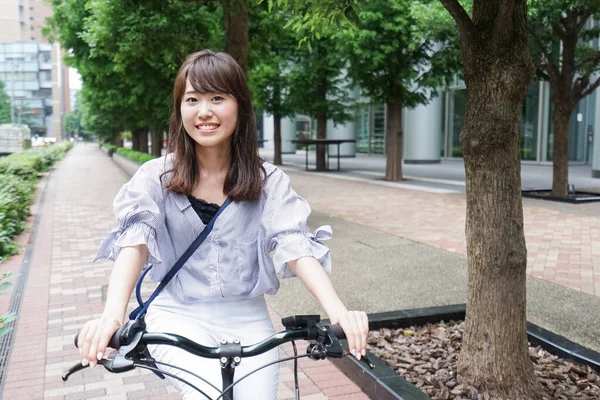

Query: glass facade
0,42,52,134
355,103,385,154
521,82,540,161
446,88,466,158
341,78,596,165
444,81,595,164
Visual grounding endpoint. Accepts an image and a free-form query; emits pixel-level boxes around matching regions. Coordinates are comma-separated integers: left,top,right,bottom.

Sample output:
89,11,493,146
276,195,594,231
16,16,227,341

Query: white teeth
197,125,218,130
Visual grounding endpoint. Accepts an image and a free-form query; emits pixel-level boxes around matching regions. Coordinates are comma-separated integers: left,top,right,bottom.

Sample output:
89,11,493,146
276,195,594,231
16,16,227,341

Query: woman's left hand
331,310,369,360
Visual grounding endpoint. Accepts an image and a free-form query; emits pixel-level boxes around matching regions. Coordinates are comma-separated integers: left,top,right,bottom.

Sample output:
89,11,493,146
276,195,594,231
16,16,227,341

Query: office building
0,0,70,139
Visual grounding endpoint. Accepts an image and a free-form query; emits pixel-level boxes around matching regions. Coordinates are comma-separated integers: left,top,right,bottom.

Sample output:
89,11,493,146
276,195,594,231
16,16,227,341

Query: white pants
145,294,279,400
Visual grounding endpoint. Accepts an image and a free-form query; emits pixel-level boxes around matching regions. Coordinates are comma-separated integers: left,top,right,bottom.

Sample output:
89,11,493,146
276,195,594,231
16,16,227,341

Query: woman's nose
197,102,213,119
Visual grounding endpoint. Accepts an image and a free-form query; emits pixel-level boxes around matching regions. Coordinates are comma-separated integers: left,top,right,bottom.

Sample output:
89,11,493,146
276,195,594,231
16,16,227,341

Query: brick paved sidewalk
0,144,368,400
282,168,600,297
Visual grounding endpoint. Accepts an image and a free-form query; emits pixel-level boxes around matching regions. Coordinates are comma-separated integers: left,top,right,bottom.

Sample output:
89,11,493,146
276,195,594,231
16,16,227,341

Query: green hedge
0,142,73,261
115,147,157,164
102,143,118,153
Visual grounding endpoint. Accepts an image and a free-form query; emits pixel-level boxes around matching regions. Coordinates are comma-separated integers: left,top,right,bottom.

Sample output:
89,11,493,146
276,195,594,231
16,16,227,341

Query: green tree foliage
0,81,10,124
264,0,359,46
248,4,299,164
345,0,461,180
529,0,600,196
46,0,223,146
64,109,83,138
285,35,355,171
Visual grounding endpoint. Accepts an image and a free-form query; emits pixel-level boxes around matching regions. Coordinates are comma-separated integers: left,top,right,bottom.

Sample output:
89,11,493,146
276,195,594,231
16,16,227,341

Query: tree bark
222,0,249,75
131,129,140,151
112,134,123,147
440,0,542,398
273,114,282,165
150,128,162,157
315,114,327,171
458,72,540,399
315,67,328,171
138,128,149,153
384,101,403,181
551,106,572,197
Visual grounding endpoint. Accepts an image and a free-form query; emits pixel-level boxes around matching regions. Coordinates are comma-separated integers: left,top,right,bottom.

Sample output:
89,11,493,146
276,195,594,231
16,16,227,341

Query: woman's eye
212,96,224,102
185,97,197,103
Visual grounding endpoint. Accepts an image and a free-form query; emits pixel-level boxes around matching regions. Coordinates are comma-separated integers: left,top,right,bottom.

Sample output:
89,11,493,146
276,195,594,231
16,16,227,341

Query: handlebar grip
108,328,122,349
331,324,345,339
73,328,123,350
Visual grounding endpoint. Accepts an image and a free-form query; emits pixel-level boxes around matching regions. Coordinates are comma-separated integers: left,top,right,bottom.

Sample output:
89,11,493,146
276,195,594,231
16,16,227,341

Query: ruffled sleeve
94,159,165,265
261,164,332,278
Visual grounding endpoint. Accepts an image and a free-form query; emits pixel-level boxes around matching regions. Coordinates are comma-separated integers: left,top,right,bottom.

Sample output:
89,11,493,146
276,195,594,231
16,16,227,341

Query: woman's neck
195,144,231,177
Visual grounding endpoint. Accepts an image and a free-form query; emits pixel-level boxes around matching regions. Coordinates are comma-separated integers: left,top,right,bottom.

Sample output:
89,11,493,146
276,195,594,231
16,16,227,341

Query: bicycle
62,314,375,400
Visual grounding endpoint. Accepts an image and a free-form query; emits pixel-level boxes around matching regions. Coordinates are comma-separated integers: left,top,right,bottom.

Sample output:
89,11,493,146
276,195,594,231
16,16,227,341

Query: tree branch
551,20,566,40
439,0,475,40
573,75,590,97
589,50,600,65
574,8,592,34
536,69,550,81
529,27,561,83
580,75,600,99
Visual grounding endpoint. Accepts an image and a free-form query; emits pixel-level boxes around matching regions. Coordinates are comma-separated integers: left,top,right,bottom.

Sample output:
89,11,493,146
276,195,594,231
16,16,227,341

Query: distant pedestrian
76,50,368,399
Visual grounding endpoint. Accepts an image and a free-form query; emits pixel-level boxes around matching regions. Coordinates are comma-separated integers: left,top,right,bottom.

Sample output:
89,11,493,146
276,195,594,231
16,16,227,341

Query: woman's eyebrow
184,91,198,95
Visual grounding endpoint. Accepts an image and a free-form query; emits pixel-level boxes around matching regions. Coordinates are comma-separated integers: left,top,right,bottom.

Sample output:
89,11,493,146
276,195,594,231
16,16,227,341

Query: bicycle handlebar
65,315,374,393
74,320,346,358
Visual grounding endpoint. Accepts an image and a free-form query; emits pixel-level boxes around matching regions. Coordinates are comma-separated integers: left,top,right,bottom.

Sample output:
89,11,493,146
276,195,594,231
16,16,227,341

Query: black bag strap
130,197,233,320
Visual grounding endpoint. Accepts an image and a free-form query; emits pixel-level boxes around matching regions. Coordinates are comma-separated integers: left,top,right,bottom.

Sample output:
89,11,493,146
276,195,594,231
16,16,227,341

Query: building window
447,88,466,158
521,82,540,161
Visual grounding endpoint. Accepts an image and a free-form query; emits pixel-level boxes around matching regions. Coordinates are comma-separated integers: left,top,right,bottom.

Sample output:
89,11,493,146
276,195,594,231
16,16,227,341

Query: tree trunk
112,134,123,147
315,69,328,172
150,128,162,157
138,128,149,153
222,0,249,75
315,115,327,171
458,71,541,400
551,106,572,197
131,129,140,151
440,0,542,398
384,101,403,181
273,114,282,165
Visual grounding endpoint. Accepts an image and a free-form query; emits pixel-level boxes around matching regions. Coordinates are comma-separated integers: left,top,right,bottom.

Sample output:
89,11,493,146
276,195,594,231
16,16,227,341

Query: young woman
78,50,368,399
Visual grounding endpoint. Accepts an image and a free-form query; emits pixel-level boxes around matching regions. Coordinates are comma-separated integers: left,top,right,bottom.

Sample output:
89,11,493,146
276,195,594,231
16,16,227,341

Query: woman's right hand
77,316,122,368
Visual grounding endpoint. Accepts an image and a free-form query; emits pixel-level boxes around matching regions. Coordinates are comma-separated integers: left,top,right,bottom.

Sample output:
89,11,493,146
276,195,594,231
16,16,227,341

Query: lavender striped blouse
95,155,332,302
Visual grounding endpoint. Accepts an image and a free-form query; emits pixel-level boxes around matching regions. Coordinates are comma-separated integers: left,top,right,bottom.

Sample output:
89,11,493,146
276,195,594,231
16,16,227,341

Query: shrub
103,143,118,152
0,153,42,181
115,148,158,164
0,174,35,260
0,142,73,261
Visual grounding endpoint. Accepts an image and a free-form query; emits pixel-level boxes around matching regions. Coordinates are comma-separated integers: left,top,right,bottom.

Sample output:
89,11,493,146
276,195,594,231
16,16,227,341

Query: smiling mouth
195,124,220,131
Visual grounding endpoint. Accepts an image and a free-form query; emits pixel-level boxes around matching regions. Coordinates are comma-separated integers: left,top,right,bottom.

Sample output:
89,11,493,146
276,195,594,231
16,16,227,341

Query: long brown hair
164,50,265,202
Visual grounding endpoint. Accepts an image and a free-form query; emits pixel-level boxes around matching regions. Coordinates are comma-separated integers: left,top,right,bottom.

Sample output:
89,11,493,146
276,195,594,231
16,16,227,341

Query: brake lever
317,323,376,370
62,358,113,381
62,362,87,381
357,353,376,370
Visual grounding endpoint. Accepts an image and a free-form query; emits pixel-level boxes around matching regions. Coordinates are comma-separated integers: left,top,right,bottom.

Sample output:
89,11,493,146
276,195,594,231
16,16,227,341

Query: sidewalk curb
111,152,141,177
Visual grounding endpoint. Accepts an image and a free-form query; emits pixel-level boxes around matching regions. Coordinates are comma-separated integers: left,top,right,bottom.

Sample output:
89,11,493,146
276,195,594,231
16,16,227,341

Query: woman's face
180,78,238,149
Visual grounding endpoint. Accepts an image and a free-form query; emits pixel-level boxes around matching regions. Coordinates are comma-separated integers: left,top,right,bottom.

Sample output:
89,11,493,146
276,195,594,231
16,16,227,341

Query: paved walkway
0,144,368,400
1,143,599,399
273,157,600,297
